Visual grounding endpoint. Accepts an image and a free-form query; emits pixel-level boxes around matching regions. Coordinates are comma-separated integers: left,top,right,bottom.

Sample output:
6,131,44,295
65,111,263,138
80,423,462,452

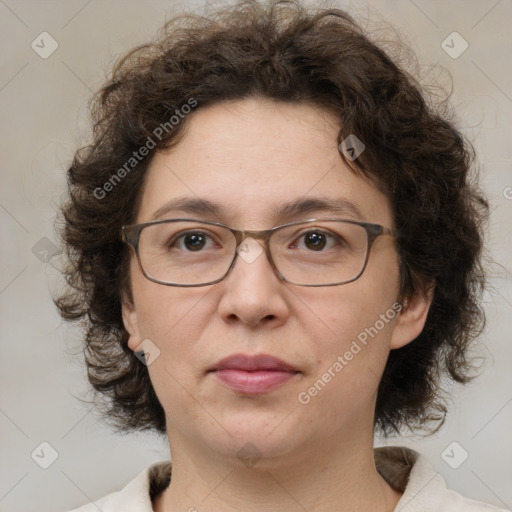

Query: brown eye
303,232,327,251
182,233,207,251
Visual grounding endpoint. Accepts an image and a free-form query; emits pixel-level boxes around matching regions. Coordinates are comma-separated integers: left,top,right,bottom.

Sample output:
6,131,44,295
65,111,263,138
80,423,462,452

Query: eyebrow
149,196,366,222
150,197,222,220
272,197,365,221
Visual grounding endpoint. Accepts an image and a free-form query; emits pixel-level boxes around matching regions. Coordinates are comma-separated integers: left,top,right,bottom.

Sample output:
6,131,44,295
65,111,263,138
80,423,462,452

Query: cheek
292,298,399,438
133,283,215,402
295,274,400,387
131,261,212,343
297,276,398,345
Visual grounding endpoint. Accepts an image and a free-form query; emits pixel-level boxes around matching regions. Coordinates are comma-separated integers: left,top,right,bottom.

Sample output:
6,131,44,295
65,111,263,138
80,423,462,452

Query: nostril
227,313,275,321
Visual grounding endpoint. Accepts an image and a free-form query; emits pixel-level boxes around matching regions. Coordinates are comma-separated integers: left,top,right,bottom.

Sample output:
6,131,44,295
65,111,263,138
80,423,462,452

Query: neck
153,427,401,512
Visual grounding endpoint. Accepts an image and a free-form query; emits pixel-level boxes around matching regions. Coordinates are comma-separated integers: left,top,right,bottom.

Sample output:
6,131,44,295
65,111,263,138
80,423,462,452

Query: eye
295,230,339,251
173,231,215,251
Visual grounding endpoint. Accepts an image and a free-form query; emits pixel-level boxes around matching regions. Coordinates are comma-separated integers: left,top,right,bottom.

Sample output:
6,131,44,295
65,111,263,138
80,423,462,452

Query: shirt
65,446,509,511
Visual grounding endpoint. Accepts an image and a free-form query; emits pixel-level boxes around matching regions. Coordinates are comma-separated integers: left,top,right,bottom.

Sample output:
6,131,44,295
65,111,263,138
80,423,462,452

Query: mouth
208,354,301,394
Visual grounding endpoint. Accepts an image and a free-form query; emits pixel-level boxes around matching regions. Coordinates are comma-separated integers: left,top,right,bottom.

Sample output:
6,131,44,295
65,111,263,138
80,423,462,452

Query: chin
218,410,311,460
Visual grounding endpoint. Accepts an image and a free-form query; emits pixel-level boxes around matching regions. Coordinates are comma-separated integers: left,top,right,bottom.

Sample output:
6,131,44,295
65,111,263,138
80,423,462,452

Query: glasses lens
270,221,369,285
138,221,236,285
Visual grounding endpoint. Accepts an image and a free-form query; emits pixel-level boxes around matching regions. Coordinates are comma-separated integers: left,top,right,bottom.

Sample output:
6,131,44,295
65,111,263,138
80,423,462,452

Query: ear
121,297,143,352
390,284,434,350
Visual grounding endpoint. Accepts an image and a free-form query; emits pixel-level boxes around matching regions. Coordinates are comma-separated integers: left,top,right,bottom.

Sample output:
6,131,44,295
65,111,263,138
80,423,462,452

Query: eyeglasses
121,218,399,287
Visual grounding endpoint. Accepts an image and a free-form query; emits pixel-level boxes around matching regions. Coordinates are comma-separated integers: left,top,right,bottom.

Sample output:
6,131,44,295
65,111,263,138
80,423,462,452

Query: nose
217,238,290,327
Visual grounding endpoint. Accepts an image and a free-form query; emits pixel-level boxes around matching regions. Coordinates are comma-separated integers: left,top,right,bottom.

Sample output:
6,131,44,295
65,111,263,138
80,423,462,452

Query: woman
57,1,506,510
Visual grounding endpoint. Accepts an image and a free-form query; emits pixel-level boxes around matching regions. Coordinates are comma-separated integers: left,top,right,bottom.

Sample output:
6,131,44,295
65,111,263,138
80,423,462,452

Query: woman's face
123,98,427,463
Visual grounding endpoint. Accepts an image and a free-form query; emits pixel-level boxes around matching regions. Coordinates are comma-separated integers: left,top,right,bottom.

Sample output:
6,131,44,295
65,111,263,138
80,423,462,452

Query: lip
208,354,300,394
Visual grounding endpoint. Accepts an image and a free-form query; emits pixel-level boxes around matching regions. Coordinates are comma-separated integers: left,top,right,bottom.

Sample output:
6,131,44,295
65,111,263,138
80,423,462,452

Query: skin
122,97,431,512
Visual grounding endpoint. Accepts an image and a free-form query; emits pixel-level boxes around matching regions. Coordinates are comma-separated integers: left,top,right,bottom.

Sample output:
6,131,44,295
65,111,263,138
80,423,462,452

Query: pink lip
209,354,300,394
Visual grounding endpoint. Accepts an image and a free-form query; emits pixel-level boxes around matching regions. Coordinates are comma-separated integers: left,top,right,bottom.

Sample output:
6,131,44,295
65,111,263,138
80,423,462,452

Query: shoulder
64,461,171,512
375,446,509,512
64,452,508,512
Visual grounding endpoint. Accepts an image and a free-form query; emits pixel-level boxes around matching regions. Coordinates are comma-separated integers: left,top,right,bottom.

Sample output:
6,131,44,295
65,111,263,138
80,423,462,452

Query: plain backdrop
0,1,511,511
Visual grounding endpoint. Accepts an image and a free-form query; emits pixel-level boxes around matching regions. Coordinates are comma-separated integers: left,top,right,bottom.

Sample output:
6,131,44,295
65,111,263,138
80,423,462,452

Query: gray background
0,1,511,511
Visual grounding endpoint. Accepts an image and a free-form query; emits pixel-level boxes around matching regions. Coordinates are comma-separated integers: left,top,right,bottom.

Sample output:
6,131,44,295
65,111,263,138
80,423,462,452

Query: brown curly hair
56,0,488,435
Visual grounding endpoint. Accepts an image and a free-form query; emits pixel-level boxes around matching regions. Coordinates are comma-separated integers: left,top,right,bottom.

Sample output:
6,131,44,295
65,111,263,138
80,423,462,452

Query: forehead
138,98,393,228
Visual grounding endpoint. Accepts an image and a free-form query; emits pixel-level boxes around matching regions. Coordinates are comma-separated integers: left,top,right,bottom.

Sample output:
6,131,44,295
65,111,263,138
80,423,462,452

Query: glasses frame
121,218,400,287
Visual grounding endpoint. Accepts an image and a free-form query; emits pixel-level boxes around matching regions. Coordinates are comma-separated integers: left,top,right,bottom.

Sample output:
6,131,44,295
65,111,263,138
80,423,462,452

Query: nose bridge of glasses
231,227,273,248
229,228,276,273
